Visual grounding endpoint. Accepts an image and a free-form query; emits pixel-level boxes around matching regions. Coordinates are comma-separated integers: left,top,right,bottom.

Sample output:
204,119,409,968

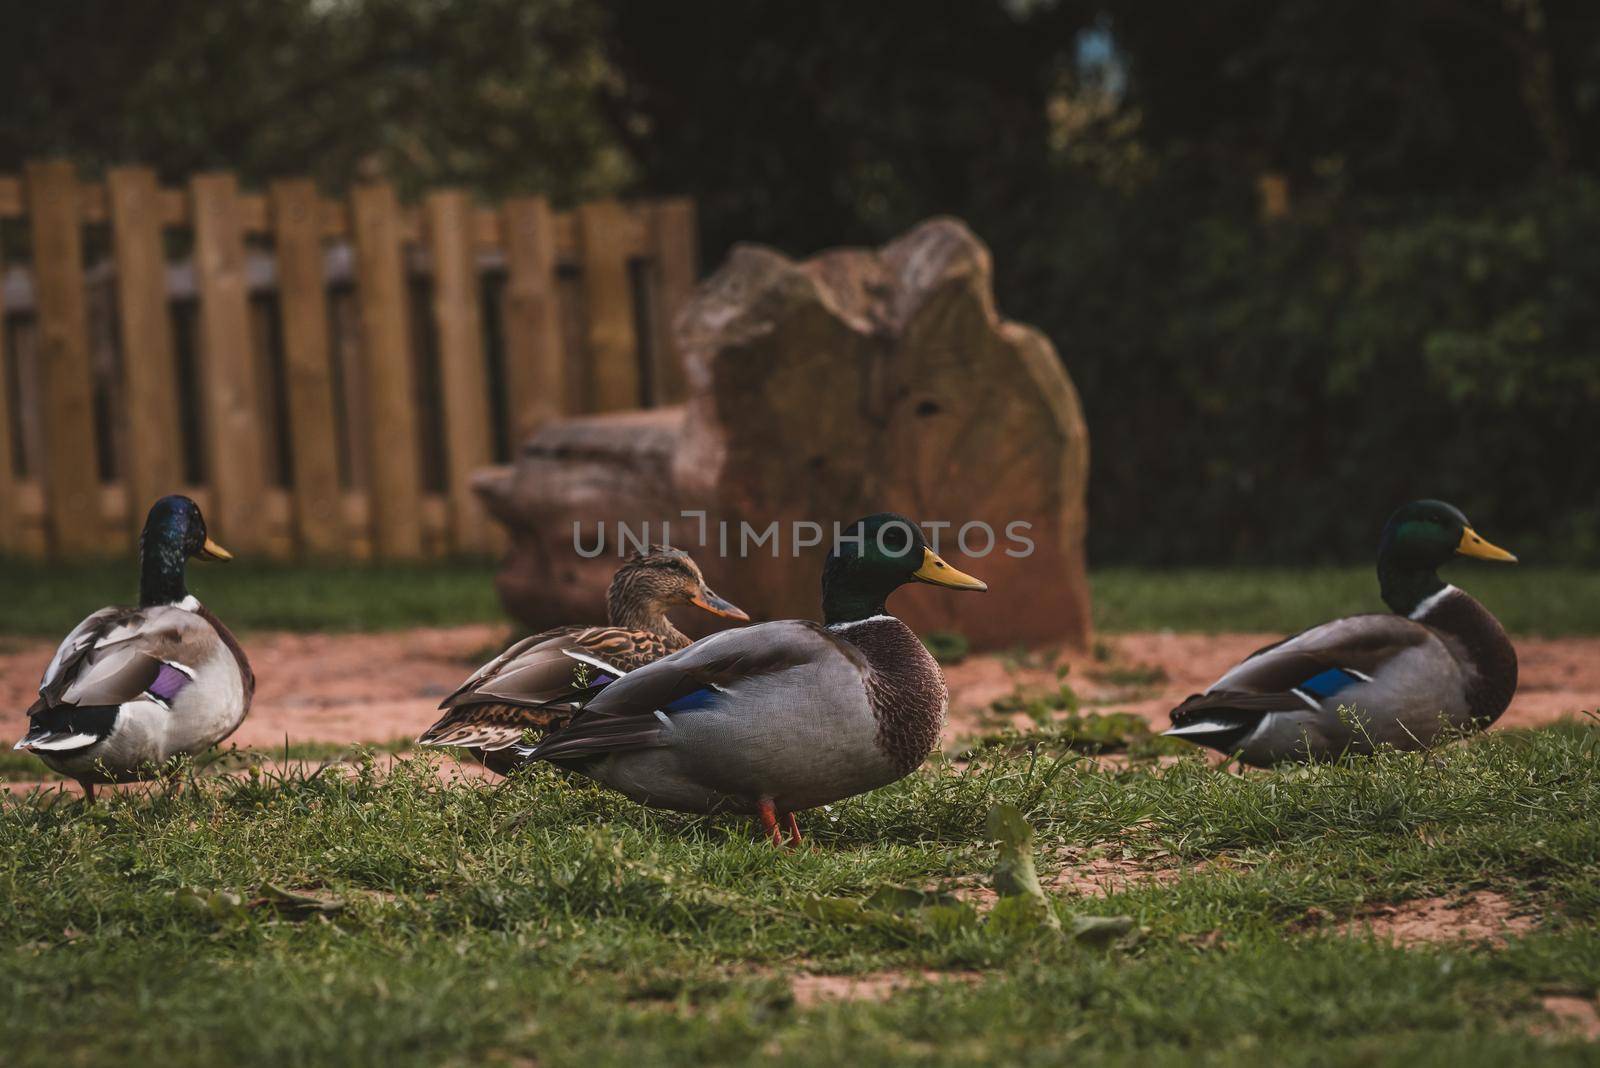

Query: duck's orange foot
756,797,784,847
783,811,803,846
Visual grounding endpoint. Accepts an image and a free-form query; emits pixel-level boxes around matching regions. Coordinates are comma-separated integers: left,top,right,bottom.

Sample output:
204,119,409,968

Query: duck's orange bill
691,587,750,621
200,537,234,562
1457,527,1516,563
912,547,987,591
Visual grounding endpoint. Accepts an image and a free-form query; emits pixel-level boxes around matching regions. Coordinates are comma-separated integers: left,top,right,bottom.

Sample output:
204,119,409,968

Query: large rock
476,218,1091,649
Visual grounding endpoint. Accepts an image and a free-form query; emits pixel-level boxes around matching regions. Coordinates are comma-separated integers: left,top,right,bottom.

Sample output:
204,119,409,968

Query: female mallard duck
1165,499,1517,765
13,495,253,802
516,513,987,845
417,546,748,774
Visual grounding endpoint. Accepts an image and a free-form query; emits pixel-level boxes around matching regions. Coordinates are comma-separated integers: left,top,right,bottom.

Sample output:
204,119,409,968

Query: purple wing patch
147,662,193,703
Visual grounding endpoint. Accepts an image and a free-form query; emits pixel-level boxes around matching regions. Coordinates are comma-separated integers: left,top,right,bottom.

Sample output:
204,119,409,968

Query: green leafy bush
995,174,1600,565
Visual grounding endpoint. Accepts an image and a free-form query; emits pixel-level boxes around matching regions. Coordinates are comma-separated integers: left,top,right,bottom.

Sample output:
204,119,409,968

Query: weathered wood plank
191,172,273,555
25,160,107,555
108,166,184,531
0,217,16,554
500,195,566,446
13,480,49,557
424,190,494,553
577,199,640,412
648,198,697,404
269,179,345,556
237,193,268,233
349,181,424,559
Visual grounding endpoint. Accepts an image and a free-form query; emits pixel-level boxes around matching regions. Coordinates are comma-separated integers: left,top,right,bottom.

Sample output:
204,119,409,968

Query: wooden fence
0,160,697,560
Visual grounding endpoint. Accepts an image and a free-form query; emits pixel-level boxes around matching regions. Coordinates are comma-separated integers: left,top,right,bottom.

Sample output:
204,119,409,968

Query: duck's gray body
522,616,942,814
16,596,254,783
1167,586,1516,765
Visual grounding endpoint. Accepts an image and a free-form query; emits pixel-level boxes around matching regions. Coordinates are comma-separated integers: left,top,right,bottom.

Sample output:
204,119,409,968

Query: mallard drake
14,496,253,802
516,513,987,845
417,546,749,773
1165,499,1518,765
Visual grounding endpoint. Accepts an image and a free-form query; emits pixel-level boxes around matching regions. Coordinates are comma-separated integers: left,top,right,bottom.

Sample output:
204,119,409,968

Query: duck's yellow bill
200,537,234,562
1457,527,1516,563
912,547,987,591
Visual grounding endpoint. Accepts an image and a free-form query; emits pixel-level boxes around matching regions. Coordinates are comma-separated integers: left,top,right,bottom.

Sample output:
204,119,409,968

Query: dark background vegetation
5,0,1597,565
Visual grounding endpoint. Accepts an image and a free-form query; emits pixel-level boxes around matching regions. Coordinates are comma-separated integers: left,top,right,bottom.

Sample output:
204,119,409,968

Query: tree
0,0,627,200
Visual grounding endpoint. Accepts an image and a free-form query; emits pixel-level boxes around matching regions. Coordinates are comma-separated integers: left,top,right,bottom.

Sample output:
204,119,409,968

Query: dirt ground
1,626,1595,761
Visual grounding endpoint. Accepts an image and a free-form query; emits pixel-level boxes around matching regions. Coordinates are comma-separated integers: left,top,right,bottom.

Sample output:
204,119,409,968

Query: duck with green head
1166,500,1518,765
518,513,987,844
14,496,254,802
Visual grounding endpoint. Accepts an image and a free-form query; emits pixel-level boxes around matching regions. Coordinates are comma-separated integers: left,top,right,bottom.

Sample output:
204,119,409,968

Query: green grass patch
2,726,1598,1064
1092,565,1600,636
0,557,503,637
2,558,1597,638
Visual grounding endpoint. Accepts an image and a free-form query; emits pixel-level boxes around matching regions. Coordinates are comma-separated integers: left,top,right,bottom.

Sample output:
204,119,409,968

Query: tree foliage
0,0,628,200
3,0,1597,562
599,0,1600,564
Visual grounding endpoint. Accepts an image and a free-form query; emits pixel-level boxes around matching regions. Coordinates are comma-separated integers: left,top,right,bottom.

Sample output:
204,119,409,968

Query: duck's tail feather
15,727,101,752
416,701,575,750
1164,690,1286,751
513,710,670,763
15,702,118,753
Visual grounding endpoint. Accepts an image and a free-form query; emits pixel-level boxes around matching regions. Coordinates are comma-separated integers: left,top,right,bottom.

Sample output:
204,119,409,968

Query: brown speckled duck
417,547,748,773
517,513,987,845
1166,500,1518,765
14,496,253,802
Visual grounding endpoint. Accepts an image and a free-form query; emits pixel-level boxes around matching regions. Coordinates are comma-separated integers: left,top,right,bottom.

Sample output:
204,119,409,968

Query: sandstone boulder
475,217,1091,649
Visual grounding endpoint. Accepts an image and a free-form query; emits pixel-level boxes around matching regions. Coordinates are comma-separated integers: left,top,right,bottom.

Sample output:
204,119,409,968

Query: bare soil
1,626,1594,782
0,624,505,754
941,632,1600,740
788,970,981,1009
1337,890,1539,947
1537,996,1600,1042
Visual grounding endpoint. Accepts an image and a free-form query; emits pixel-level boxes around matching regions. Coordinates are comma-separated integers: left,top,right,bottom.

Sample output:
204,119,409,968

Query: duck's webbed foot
755,799,803,848
756,797,786,847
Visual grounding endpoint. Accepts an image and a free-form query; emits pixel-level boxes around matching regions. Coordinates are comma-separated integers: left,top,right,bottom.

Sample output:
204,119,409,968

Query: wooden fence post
268,179,345,556
190,171,272,555
500,196,566,447
424,189,493,554
350,181,423,559
0,219,15,555
108,166,184,531
649,197,697,404
1,166,698,561
25,160,108,555
577,199,639,412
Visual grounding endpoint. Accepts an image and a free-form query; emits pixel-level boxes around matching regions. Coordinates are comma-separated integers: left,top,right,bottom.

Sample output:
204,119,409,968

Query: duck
1165,499,1518,765
516,513,987,845
417,546,749,774
14,495,254,802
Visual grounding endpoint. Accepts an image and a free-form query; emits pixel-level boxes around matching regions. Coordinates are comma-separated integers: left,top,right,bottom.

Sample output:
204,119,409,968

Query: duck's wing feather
520,621,867,763
1170,613,1430,727
37,607,123,697
19,606,217,752
418,626,673,750
436,627,572,707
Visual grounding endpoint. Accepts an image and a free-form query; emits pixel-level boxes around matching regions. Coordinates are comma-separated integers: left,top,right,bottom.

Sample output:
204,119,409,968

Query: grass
3,558,1598,639
1092,565,1600,636
0,557,503,637
3,725,1599,1065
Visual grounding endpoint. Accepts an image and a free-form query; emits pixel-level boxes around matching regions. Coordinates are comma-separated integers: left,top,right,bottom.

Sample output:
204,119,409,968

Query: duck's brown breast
835,617,947,775
1417,589,1517,726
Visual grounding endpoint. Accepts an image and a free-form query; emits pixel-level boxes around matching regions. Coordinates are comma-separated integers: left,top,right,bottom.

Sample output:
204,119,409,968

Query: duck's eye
878,525,910,553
